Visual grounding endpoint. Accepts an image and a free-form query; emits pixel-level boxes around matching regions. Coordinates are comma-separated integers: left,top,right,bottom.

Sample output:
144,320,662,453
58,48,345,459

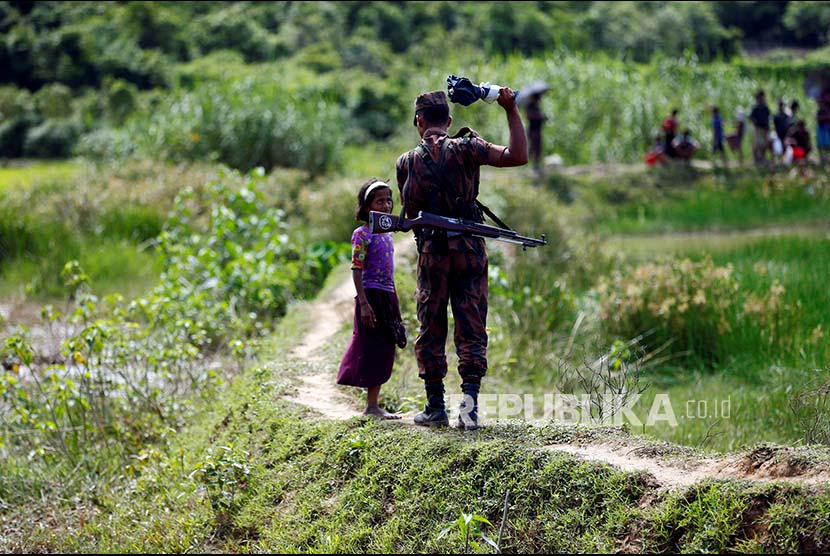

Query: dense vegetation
5,1,830,174
3,1,830,552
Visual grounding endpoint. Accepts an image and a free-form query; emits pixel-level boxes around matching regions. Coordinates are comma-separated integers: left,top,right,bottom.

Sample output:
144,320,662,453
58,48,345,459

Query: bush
22,118,82,158
594,256,796,366
0,86,38,158
189,4,275,63
33,82,74,119
105,78,138,124
135,79,345,175
74,127,135,160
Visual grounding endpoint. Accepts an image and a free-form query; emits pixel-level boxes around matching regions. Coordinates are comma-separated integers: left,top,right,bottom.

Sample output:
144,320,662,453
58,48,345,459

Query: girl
337,178,406,419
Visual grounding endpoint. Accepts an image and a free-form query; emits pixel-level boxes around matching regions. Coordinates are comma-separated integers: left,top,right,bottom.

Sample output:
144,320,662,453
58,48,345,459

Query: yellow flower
692,290,706,305
190,132,201,142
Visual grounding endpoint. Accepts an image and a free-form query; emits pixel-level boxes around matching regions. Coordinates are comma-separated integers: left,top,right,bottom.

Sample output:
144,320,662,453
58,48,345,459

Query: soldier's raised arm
487,87,528,168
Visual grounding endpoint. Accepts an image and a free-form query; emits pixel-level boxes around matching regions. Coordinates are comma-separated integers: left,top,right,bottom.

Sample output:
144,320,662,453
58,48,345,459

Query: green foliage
189,3,275,63
0,167,347,475
582,1,740,62
438,512,499,553
22,118,82,158
32,82,73,119
195,444,252,525
784,1,830,45
133,80,345,174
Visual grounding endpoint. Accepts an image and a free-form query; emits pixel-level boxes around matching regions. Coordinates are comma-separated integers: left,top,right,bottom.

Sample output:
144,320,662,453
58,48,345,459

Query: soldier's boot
456,380,481,431
414,380,449,427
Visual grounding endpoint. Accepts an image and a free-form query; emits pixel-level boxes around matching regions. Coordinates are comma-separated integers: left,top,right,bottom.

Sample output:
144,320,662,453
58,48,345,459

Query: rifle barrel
367,210,546,249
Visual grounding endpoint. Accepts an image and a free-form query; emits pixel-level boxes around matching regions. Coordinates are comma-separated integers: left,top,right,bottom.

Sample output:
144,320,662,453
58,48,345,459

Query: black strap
417,140,513,231
399,151,414,221
476,200,512,231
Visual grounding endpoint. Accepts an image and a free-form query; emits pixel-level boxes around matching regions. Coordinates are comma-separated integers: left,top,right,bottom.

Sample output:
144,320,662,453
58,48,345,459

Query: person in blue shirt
712,106,726,164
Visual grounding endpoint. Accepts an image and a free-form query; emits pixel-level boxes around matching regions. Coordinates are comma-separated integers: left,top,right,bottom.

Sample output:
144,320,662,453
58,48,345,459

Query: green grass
10,369,828,553
0,160,81,193
585,168,830,236
3,162,830,551
595,232,830,451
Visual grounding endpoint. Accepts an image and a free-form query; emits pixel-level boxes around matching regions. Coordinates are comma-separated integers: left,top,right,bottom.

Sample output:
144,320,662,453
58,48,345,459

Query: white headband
365,180,390,198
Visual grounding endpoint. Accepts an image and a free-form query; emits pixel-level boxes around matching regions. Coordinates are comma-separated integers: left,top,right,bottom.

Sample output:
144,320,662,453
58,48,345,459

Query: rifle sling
415,140,513,232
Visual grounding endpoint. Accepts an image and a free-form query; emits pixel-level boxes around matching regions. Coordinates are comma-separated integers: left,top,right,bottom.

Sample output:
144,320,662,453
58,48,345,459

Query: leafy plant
438,512,499,554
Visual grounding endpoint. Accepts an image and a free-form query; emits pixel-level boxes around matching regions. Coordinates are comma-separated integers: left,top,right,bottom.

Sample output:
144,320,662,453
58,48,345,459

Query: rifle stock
368,211,546,250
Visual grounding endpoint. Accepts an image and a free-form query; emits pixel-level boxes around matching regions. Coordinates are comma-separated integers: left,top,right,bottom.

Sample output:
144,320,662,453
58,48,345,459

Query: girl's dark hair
355,177,392,222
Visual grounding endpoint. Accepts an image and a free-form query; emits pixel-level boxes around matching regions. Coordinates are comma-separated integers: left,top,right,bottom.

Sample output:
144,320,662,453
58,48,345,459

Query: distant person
672,129,699,164
773,100,792,144
817,87,830,165
525,92,547,172
662,108,679,158
726,108,746,164
750,90,771,166
790,100,801,132
785,119,811,166
645,133,667,166
337,178,406,419
773,99,792,163
711,106,726,163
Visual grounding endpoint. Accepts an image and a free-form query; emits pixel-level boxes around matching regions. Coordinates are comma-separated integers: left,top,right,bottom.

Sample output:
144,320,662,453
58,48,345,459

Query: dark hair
355,177,392,222
415,105,450,127
791,100,800,112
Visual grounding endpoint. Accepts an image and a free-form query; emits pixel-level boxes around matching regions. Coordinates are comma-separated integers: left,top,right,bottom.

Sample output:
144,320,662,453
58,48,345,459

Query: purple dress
337,225,406,388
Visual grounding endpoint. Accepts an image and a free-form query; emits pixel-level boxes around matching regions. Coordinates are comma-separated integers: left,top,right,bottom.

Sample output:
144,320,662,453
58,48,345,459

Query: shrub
134,80,345,175
32,82,74,119
74,127,135,160
594,256,797,366
22,118,82,158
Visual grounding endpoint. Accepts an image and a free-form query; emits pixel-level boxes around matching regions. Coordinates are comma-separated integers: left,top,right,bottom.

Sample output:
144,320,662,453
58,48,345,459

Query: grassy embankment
5,267,830,553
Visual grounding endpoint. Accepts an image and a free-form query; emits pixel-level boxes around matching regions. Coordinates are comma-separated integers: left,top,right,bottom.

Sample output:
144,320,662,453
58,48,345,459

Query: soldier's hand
497,87,517,111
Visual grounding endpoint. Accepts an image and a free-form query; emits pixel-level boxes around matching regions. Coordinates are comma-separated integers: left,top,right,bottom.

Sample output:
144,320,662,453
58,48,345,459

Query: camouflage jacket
395,128,493,253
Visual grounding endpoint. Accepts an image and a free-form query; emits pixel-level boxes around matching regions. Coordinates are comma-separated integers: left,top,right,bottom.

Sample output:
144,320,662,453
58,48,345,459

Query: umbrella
516,81,550,107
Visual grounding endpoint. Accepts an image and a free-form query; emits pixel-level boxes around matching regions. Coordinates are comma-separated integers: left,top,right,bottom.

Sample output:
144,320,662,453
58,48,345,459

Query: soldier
396,88,527,430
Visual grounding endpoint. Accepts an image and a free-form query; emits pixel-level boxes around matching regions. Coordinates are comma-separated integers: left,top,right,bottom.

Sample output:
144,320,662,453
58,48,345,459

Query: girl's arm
353,268,376,328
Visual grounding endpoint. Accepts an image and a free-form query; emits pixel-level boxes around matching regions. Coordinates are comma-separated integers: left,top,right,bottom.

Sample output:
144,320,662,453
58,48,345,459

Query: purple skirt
337,289,404,388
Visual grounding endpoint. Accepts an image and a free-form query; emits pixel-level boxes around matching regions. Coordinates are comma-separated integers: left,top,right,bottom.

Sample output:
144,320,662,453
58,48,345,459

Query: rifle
368,210,546,250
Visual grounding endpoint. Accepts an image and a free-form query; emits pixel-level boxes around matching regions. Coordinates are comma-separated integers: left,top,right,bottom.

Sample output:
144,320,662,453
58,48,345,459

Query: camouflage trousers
414,250,488,382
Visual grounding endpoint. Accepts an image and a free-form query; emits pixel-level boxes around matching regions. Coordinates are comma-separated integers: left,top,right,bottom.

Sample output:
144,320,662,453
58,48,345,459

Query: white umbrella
517,81,550,107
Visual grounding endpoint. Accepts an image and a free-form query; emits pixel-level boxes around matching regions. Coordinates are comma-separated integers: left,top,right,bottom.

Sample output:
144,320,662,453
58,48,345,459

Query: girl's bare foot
363,406,401,420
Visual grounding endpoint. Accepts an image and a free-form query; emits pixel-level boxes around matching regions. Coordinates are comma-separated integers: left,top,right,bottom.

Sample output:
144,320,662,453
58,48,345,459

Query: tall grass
408,51,812,165
132,78,346,175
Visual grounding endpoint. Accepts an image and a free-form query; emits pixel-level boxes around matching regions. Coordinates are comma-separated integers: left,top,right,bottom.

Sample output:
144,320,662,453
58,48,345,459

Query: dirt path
285,269,364,421
285,237,418,422
283,235,830,491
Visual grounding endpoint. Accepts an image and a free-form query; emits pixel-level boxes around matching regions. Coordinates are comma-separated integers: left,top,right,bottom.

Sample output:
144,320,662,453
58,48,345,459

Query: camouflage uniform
395,91,495,384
